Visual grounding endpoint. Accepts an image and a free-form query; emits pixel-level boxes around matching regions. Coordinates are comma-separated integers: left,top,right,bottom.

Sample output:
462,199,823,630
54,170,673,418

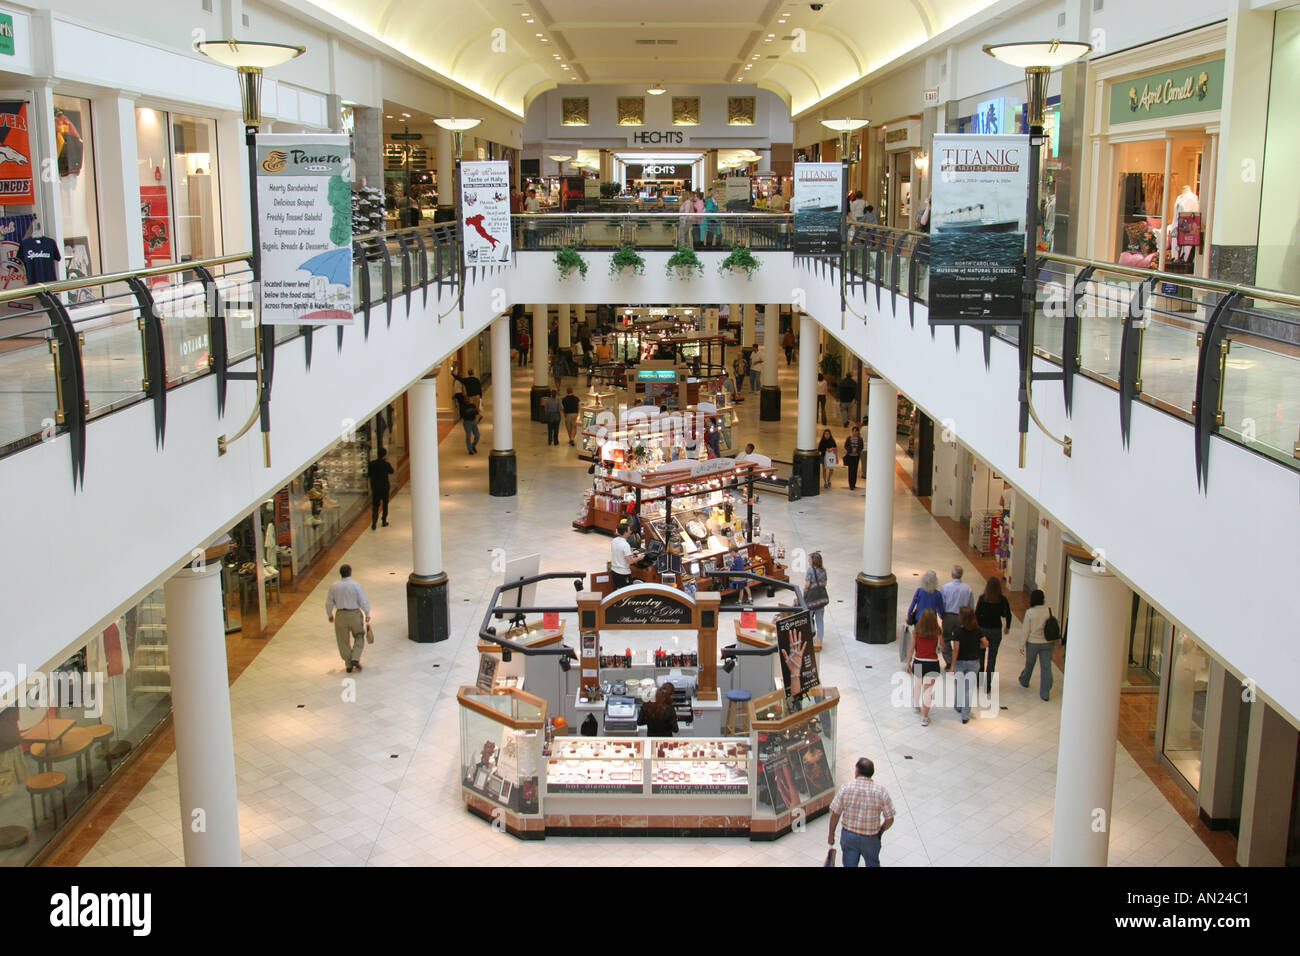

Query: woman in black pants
975,576,1012,695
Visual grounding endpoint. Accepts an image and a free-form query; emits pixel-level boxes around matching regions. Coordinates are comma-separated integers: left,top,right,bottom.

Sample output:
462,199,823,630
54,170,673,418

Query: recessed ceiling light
778,18,786,23
525,18,534,23
540,38,548,42
763,37,773,42
385,114,392,118
535,33,543,37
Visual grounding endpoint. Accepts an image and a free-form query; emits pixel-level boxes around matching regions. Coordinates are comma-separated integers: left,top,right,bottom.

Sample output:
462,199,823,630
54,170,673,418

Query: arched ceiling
303,0,1006,119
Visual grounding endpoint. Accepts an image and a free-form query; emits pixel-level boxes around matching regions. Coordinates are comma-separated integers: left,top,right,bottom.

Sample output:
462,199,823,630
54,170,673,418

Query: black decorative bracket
38,291,87,490
1118,276,1157,449
125,276,167,450
1192,291,1240,493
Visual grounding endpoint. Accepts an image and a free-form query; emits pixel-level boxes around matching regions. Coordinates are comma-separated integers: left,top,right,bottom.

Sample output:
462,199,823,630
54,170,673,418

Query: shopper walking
517,328,530,367
975,576,1012,695
951,606,988,723
455,392,480,454
836,372,857,427
702,192,721,247
804,551,829,643
326,564,370,673
827,757,895,867
367,447,394,530
782,328,796,364
939,565,974,667
842,426,863,491
747,349,761,392
816,373,828,425
817,429,838,489
562,386,581,446
542,389,562,446
1018,589,1057,701
451,368,482,412
908,609,942,725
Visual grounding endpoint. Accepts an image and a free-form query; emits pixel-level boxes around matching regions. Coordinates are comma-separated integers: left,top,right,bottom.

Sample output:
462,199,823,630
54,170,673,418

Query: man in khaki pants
326,564,371,673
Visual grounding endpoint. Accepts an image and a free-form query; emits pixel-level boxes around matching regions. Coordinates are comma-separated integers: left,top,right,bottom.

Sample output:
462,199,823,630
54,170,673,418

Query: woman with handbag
901,570,945,664
975,576,1012,695
804,551,830,643
818,429,838,489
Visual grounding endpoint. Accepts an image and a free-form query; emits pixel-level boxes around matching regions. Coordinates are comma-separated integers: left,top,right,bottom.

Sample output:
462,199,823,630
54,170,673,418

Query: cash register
603,695,639,734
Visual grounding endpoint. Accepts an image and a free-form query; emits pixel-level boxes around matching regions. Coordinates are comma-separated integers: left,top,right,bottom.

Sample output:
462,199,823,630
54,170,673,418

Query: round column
407,371,450,642
1050,540,1128,866
558,303,571,349
164,537,241,866
489,314,517,496
742,304,756,350
530,302,548,421
760,303,781,420
793,310,820,497
856,376,898,643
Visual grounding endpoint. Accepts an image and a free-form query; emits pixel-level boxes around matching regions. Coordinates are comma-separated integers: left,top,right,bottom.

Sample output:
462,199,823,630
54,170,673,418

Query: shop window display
0,591,172,866
135,108,223,269
53,95,101,283
1163,631,1210,790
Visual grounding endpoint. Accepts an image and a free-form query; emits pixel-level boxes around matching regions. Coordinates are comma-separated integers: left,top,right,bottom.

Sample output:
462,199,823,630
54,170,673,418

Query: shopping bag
823,449,838,468
824,847,837,867
898,624,913,665
365,624,375,644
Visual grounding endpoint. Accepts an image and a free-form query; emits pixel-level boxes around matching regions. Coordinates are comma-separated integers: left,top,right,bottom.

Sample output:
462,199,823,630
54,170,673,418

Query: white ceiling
303,0,1007,118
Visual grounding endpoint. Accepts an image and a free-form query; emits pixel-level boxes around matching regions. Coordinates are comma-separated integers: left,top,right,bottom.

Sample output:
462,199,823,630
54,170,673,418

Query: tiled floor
74,354,1221,867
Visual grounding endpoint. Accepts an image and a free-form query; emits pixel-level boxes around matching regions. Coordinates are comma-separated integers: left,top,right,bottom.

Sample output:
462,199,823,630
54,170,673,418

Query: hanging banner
0,101,34,205
255,133,353,325
459,160,512,263
725,175,751,212
775,609,818,702
928,134,1028,325
791,162,842,256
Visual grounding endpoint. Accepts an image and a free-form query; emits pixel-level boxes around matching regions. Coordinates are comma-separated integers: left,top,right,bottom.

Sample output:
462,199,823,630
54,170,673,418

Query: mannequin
1173,186,1200,263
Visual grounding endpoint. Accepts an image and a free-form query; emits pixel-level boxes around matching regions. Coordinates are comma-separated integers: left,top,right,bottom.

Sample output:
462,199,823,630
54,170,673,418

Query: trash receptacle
787,472,802,502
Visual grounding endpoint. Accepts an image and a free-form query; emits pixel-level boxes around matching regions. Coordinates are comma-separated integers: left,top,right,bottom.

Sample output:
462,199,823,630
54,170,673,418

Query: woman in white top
1017,589,1056,701
816,373,827,425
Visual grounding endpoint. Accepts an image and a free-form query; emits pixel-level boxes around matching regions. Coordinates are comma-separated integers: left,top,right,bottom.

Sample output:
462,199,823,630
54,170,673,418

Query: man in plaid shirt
827,757,895,866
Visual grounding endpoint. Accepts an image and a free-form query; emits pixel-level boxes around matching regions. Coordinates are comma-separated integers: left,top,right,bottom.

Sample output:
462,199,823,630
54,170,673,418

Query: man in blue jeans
455,392,480,454
827,757,895,866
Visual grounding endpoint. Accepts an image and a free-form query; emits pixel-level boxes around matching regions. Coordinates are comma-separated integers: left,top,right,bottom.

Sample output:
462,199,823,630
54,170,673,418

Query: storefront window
0,590,171,865
1113,136,1208,274
1256,7,1300,295
135,108,223,268
1163,630,1210,790
54,95,101,279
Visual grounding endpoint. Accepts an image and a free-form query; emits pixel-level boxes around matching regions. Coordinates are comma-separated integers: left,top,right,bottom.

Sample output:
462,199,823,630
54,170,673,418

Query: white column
532,303,548,387
491,315,514,450
1238,699,1300,866
250,506,267,633
1050,545,1128,866
558,303,571,348
762,304,779,387
931,430,959,520
862,378,898,576
796,311,818,450
436,128,455,212
164,541,241,866
408,371,445,576
742,304,756,349
90,93,146,272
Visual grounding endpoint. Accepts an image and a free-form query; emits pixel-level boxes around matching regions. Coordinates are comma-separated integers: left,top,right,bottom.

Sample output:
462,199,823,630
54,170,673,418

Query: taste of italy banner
459,160,512,264
256,133,353,325
791,162,842,257
928,133,1028,325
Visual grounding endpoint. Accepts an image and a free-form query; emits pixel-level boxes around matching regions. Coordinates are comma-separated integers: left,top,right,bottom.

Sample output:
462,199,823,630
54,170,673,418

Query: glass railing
842,224,1300,473
0,222,458,466
512,212,793,251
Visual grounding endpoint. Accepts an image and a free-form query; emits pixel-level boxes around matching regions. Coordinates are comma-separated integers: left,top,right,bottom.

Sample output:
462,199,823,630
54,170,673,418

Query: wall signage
626,163,690,180
629,130,689,146
0,14,14,56
775,610,819,701
255,133,353,325
1109,58,1224,125
973,97,1005,135
459,160,512,263
603,591,694,627
636,368,677,382
923,88,939,104
791,162,842,256
0,100,33,203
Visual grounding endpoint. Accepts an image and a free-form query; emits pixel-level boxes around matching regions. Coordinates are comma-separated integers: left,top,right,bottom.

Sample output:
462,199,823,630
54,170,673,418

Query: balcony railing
0,222,459,482
512,212,793,251
836,223,1300,479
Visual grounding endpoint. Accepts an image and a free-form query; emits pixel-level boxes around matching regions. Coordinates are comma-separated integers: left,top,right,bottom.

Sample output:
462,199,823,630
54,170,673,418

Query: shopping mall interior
0,0,1297,874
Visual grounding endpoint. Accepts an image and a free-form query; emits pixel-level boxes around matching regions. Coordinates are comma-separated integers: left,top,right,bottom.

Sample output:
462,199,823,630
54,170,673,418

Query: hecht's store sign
628,130,689,145
1109,58,1224,125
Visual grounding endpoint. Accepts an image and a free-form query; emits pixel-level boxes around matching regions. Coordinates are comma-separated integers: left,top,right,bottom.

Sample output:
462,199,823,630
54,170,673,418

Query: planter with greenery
718,246,761,280
819,351,843,382
554,247,588,280
609,243,647,277
664,245,705,279
600,181,622,199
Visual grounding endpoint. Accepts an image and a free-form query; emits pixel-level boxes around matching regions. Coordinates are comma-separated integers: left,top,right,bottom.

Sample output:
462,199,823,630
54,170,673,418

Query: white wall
795,259,1300,721
512,249,795,304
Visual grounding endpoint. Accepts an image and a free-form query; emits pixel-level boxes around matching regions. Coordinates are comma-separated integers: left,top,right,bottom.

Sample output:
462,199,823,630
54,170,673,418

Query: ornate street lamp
435,117,483,325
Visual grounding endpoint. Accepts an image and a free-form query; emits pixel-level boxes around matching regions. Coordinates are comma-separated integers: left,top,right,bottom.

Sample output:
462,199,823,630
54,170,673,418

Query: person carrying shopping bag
818,429,838,489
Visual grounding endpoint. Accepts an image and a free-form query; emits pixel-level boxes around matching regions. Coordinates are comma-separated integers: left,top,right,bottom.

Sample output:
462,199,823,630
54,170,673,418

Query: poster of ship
928,134,1028,325
792,161,843,257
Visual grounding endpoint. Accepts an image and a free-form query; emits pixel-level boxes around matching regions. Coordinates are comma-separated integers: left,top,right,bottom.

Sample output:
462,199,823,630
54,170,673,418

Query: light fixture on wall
196,37,306,466
646,82,667,95
914,151,929,173
984,38,1091,466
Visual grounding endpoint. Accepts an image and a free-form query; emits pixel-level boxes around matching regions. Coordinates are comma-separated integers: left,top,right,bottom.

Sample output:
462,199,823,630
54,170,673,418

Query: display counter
457,686,547,838
749,687,840,839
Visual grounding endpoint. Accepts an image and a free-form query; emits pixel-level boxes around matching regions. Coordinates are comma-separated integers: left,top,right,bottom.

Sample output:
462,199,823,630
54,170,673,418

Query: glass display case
749,687,839,821
543,737,754,799
545,738,645,794
650,739,751,795
457,686,546,819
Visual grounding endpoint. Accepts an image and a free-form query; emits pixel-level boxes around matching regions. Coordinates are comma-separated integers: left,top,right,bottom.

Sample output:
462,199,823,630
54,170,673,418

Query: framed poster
139,185,171,267
0,101,33,205
459,160,512,263
255,133,354,325
928,134,1028,325
792,162,842,256
775,609,818,700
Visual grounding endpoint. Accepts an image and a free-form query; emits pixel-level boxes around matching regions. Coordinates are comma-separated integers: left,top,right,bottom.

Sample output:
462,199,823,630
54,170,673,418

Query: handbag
365,623,375,644
898,624,913,665
823,847,837,867
804,569,829,609
1043,610,1061,643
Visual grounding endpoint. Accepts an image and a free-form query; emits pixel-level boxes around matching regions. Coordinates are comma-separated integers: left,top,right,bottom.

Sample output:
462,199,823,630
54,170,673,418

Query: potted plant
609,243,646,277
600,181,622,199
665,245,704,280
819,351,842,382
718,246,761,280
554,246,588,280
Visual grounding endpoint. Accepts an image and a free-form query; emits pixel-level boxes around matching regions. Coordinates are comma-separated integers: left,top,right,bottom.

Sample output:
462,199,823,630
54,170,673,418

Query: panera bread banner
256,134,353,325
928,134,1028,325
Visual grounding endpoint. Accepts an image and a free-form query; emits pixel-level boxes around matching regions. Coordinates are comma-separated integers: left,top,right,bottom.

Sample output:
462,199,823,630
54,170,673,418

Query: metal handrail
0,252,252,304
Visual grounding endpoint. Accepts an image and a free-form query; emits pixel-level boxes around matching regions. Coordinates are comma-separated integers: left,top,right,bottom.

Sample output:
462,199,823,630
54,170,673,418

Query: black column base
530,385,549,422
760,385,781,421
489,449,517,497
407,571,450,643
855,573,898,644
793,448,820,498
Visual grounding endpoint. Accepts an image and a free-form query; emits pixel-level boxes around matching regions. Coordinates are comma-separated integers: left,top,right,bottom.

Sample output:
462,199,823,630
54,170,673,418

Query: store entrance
1113,133,1210,277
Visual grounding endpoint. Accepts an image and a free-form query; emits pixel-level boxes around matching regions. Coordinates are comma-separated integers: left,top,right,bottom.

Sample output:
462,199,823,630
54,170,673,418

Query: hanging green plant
819,351,843,381
664,245,704,279
554,246,588,280
718,246,761,280
609,243,646,277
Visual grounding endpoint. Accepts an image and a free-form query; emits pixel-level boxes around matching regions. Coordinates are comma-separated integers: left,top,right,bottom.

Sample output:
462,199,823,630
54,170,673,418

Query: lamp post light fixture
197,38,306,466
984,39,1091,466
434,117,483,326
821,118,869,326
